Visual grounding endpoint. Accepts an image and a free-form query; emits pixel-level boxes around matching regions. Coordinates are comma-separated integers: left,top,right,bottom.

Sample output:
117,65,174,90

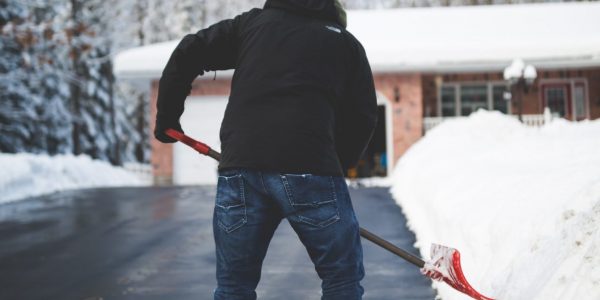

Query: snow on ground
0,153,146,204
391,111,600,300
347,176,392,189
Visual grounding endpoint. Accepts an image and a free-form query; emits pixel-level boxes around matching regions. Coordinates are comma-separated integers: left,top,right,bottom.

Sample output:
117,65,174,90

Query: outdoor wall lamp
504,59,537,121
523,65,538,86
504,59,537,86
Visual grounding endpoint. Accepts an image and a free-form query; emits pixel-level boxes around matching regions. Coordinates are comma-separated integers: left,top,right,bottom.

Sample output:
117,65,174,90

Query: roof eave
371,56,600,74
114,56,600,79
114,69,236,81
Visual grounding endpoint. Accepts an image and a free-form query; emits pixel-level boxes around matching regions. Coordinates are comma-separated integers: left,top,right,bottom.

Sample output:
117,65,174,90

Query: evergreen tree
0,0,72,154
0,0,582,166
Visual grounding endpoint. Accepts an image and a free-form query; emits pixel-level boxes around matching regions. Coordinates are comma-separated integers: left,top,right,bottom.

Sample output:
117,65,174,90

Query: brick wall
374,74,423,164
189,78,231,96
422,75,438,117
149,80,173,185
589,69,600,119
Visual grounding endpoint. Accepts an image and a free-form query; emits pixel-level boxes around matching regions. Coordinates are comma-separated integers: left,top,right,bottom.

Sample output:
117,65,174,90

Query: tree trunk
69,0,82,155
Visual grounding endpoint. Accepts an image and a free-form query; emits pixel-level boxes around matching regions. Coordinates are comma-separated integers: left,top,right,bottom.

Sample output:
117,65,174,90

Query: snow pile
391,111,600,300
0,153,146,204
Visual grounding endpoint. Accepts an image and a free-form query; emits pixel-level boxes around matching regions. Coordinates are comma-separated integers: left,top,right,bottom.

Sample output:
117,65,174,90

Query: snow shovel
164,128,494,300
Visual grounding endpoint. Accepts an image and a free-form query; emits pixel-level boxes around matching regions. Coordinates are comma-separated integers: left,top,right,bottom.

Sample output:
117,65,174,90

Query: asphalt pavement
0,185,435,300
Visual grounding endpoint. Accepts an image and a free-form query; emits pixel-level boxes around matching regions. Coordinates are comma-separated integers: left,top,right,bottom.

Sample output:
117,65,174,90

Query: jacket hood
264,0,344,28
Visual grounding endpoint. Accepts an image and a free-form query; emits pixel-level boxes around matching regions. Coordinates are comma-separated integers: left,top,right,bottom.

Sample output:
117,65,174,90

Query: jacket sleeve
335,41,378,169
155,10,258,132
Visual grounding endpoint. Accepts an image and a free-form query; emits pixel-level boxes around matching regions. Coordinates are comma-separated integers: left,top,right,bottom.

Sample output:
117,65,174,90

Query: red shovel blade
421,244,494,300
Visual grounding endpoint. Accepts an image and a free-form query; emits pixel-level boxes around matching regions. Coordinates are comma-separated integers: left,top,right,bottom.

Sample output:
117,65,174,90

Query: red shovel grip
165,129,210,154
164,129,221,161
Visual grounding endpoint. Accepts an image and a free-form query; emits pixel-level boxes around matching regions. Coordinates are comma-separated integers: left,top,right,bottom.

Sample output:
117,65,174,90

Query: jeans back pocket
280,174,340,228
215,173,247,233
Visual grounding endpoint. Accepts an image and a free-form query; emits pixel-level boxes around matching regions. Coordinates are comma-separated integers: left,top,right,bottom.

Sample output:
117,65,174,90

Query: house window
541,79,588,121
492,85,509,114
545,86,568,117
438,82,509,117
441,86,457,117
574,84,586,119
460,85,488,116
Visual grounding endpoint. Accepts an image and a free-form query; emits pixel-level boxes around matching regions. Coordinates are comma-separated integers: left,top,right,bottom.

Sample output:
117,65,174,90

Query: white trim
487,83,494,112
376,92,395,176
573,81,590,120
115,59,600,80
455,84,461,116
436,84,442,117
571,80,576,121
584,80,591,120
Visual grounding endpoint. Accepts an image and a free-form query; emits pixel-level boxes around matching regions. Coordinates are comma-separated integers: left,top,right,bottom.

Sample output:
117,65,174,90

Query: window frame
437,81,511,117
574,82,587,119
439,83,460,117
543,84,570,118
539,78,589,121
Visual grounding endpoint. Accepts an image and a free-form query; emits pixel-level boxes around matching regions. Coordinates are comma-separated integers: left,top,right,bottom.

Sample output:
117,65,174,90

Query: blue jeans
213,168,364,300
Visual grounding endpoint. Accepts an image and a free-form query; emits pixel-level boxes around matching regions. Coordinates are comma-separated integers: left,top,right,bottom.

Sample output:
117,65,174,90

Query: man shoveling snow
153,1,495,299
154,1,377,299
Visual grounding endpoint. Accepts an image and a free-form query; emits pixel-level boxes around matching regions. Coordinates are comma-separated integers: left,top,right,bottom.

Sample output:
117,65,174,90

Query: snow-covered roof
114,2,600,78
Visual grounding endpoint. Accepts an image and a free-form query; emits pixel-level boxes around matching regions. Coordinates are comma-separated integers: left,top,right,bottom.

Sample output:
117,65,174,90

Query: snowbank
391,111,600,299
0,153,146,204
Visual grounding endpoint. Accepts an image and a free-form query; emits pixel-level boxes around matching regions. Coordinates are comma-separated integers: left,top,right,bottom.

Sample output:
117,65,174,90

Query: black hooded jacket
155,0,377,176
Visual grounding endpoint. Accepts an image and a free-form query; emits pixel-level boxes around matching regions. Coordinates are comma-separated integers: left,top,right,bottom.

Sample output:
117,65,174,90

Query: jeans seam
259,171,271,197
216,173,247,233
329,176,341,227
239,174,247,232
329,176,337,203
280,175,295,207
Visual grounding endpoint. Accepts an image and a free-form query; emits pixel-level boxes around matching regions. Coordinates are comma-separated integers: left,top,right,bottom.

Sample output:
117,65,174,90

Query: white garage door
173,96,228,185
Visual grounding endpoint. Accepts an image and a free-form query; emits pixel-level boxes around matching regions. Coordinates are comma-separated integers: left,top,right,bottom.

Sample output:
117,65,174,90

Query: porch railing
423,116,451,132
423,109,554,134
